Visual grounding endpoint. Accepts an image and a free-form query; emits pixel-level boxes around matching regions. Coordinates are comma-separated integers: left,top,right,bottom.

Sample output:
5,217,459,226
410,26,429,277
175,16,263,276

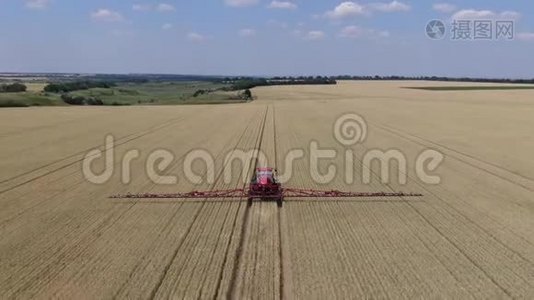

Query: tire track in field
366,120,534,267
283,128,365,298
226,105,270,299
274,103,295,300
351,134,533,297
165,112,262,298
353,160,512,297
0,109,133,139
0,112,202,194
0,117,193,245
211,126,265,298
1,106,258,296
111,111,260,299
147,109,263,299
0,116,97,139
369,121,534,253
62,109,253,297
276,106,487,297
274,111,363,298
287,113,412,297
178,118,263,297
374,123,534,193
0,125,181,218
225,106,269,297
202,113,266,299
143,107,264,298
0,112,189,184
1,108,235,297
0,109,213,226
372,123,534,257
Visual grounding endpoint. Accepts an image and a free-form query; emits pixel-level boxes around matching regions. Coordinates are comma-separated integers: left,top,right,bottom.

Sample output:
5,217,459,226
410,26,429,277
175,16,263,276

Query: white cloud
517,32,534,41
225,0,259,7
187,32,207,42
239,28,256,37
452,10,494,19
500,11,521,20
325,1,410,19
25,0,50,9
162,23,173,30
452,10,521,20
133,3,175,12
132,4,152,11
339,25,390,39
432,3,456,13
339,25,366,38
268,1,297,10
325,2,366,19
379,31,391,38
304,31,325,41
370,1,410,13
156,3,175,12
91,9,124,22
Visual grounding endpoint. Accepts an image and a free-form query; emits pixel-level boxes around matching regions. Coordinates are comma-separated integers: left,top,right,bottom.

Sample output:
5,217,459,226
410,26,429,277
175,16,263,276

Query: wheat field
1,81,534,298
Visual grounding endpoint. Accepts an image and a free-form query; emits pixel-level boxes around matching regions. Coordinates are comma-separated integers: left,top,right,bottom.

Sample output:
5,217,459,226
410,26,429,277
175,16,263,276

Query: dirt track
1,81,534,298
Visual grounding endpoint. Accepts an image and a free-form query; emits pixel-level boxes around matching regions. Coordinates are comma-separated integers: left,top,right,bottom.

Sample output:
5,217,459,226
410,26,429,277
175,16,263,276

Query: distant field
0,81,246,107
0,92,62,107
70,81,242,105
406,85,534,91
24,83,47,92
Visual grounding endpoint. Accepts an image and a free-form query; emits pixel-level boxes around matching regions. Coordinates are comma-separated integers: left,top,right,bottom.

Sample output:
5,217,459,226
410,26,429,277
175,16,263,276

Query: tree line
44,81,116,93
326,75,534,84
220,75,534,85
60,94,131,106
0,83,27,93
60,94,104,105
219,77,337,91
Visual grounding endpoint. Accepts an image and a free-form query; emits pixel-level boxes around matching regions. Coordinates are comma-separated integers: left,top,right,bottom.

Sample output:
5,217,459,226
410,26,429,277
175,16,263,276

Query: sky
0,0,533,77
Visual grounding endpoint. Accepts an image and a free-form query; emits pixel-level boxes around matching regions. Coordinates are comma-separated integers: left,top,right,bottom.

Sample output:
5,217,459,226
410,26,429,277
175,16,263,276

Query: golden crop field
1,81,534,298
23,83,47,93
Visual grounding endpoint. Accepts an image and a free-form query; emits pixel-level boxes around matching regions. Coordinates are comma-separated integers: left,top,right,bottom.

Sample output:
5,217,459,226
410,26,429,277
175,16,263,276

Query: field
68,82,243,105
407,85,534,91
0,81,244,107
1,81,534,298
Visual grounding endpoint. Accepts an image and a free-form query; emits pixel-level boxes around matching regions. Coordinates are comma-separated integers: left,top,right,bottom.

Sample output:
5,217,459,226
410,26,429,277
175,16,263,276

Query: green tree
0,83,27,93
243,89,252,100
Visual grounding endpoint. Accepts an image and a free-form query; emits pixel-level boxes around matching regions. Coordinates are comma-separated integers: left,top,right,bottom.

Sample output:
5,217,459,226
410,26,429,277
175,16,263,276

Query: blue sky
1,0,533,77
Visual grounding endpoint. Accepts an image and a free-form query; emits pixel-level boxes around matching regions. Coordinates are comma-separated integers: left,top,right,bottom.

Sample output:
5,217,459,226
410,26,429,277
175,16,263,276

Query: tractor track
373,122,534,193
370,121,534,249
227,105,270,298
125,122,250,299
0,107,250,298
5,82,534,298
0,112,202,195
0,114,203,225
146,108,262,299
273,103,295,300
352,124,534,298
227,103,292,299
